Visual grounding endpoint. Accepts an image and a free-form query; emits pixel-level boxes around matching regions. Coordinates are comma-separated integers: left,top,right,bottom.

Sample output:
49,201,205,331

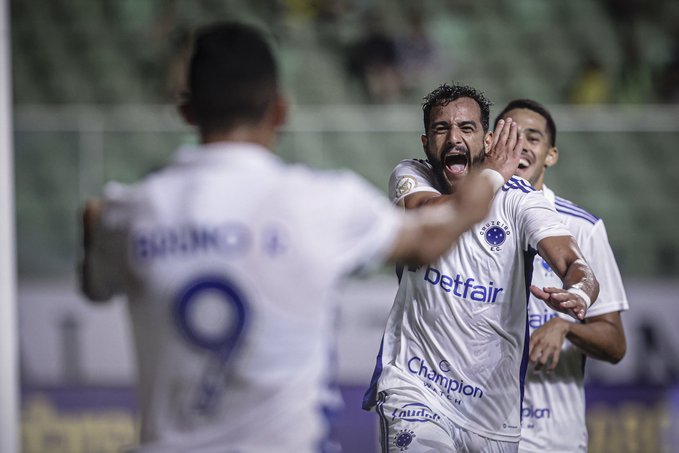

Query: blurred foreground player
364,84,599,453
492,99,629,453
79,22,514,453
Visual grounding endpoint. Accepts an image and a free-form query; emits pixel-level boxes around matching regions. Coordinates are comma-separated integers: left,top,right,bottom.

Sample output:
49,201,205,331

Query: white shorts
375,387,518,453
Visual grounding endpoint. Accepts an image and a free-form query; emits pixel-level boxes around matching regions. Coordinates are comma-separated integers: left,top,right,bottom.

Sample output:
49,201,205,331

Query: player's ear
483,131,493,154
545,146,559,168
178,93,197,126
272,94,288,128
420,133,428,152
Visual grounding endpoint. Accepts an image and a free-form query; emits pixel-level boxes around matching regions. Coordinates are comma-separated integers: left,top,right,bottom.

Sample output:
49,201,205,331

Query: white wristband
480,169,505,193
566,286,592,309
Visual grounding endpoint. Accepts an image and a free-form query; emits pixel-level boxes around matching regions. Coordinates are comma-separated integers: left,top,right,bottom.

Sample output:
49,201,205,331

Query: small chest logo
393,429,416,451
539,257,554,277
480,220,511,251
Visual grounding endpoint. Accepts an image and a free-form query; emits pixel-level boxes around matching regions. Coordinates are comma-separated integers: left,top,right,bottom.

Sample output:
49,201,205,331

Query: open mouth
444,152,469,175
518,158,531,170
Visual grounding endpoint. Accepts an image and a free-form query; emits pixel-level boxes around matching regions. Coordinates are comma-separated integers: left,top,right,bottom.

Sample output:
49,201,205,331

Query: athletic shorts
375,387,519,453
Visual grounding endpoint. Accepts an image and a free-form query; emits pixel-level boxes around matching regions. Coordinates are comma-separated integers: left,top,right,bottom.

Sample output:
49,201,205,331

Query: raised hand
483,118,523,182
529,317,570,372
530,285,588,320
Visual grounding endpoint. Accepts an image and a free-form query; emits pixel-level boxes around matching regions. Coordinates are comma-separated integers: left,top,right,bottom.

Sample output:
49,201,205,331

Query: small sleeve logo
395,176,417,198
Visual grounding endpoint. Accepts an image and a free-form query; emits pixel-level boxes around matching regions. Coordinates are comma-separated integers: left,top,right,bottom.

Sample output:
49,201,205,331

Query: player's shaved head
186,22,278,134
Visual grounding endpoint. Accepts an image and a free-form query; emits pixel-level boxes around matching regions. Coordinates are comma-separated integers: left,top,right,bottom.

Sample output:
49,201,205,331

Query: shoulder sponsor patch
395,176,417,198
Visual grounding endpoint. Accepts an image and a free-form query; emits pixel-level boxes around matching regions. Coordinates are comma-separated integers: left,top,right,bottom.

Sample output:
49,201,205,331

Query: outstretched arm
387,170,496,264
532,235,599,320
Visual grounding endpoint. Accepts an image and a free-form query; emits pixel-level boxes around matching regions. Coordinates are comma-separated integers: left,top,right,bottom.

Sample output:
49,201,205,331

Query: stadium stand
10,0,679,277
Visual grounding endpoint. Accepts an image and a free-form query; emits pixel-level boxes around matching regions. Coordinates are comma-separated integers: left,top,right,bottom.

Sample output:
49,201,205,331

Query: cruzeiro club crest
393,429,416,451
480,220,511,252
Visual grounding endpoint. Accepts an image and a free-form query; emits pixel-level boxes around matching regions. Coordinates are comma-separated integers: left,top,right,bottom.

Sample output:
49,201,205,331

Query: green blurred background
12,0,679,279
10,1,679,452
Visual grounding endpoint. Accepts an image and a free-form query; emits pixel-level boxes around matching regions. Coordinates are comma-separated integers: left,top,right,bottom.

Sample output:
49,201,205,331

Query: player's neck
200,125,276,150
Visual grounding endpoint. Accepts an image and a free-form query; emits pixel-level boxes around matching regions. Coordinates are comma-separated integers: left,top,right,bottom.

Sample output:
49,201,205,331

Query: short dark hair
494,99,556,147
422,83,492,132
187,22,278,133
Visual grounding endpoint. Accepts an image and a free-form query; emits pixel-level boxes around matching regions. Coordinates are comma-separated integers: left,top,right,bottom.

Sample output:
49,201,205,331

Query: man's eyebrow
524,127,544,136
457,120,478,128
430,120,451,127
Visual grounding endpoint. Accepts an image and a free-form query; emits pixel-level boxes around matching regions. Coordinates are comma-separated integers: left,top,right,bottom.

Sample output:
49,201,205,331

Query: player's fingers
542,286,565,294
530,284,548,300
531,349,544,370
548,293,574,303
537,346,551,368
529,335,544,362
489,119,505,152
575,306,586,320
511,133,523,161
558,299,580,309
498,117,512,148
506,121,519,151
563,302,586,320
546,348,560,372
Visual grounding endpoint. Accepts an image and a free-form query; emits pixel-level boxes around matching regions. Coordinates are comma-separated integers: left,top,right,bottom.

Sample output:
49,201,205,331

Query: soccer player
492,99,628,453
79,23,521,453
363,83,599,452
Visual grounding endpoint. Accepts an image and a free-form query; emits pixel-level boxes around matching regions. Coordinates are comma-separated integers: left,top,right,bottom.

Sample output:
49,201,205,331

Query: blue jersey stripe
554,197,600,221
555,204,599,225
556,208,599,225
503,177,534,193
376,393,389,453
519,246,537,410
362,338,385,410
554,199,597,216
517,178,536,192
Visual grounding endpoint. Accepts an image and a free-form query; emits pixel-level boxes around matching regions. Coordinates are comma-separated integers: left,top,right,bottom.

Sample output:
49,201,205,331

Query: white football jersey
87,142,403,453
365,159,571,442
519,186,629,453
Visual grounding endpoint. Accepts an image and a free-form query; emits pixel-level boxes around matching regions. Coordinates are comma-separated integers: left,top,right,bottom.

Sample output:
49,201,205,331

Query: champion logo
479,220,511,251
393,429,416,451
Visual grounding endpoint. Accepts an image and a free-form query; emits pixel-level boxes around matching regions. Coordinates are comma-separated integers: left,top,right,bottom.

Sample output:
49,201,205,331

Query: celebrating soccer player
492,99,628,453
363,83,599,453
79,24,520,453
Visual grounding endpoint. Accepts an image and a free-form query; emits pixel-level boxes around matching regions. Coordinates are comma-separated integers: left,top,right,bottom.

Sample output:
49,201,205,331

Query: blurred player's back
95,141,399,452
81,22,509,453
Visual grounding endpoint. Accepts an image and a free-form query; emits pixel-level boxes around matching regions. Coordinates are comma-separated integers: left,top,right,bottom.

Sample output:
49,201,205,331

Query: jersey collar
542,184,556,207
172,141,279,167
